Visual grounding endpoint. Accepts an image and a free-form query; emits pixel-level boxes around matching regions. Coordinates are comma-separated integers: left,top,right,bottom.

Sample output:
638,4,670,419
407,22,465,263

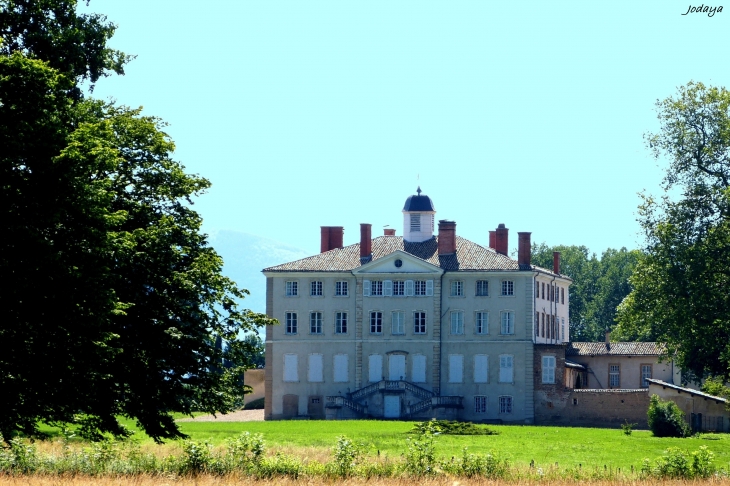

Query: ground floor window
474,395,487,413
499,395,513,414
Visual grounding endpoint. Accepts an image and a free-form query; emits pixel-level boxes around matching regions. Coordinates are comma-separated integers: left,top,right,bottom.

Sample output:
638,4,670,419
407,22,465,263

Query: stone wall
535,389,649,428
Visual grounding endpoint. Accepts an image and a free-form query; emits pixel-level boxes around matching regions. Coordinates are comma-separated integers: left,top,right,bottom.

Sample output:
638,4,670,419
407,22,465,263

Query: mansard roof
263,235,564,274
566,342,664,356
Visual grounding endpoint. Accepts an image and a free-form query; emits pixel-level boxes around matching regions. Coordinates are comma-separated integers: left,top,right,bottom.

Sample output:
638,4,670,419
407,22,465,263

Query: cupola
402,187,436,242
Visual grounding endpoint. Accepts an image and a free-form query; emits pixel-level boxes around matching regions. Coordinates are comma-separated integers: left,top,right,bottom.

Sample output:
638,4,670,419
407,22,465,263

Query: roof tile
263,235,562,274
566,342,664,356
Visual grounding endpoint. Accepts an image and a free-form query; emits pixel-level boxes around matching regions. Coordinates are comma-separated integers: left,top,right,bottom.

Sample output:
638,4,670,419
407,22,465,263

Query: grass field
173,421,730,469
42,418,726,470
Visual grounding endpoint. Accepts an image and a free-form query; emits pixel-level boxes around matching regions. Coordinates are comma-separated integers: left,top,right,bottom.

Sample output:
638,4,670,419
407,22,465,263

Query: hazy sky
80,0,728,257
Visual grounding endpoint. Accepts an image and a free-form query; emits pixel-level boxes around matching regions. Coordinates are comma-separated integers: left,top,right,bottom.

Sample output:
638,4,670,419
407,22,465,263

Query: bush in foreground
647,394,690,438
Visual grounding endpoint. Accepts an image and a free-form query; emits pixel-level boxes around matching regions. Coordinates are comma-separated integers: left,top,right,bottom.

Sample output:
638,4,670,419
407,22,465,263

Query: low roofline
565,360,587,370
647,379,728,404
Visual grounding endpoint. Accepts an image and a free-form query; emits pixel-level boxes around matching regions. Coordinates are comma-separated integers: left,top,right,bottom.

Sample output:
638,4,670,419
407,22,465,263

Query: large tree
0,1,273,442
615,82,730,383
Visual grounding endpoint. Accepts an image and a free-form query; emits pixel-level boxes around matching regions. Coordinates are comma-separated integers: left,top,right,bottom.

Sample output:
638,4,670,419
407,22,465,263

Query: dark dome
403,187,435,211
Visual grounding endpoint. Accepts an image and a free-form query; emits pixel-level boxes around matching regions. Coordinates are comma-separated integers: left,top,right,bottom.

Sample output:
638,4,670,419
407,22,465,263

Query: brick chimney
320,226,344,253
518,232,531,266
438,220,456,255
360,223,372,258
488,231,496,249
495,224,508,256
384,228,396,236
553,251,561,274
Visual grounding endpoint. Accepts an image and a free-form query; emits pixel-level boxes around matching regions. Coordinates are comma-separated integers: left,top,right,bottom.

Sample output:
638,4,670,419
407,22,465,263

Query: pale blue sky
81,0,728,257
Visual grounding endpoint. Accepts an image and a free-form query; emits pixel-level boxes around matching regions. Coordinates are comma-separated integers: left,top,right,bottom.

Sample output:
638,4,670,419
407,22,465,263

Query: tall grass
2,422,729,481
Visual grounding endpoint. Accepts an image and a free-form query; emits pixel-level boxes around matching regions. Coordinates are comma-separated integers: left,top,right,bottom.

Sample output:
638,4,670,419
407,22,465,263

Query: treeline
530,244,641,342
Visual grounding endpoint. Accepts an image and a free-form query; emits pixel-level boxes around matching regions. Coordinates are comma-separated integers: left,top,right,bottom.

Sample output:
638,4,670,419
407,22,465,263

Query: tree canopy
0,0,273,442
614,82,730,383
530,244,640,342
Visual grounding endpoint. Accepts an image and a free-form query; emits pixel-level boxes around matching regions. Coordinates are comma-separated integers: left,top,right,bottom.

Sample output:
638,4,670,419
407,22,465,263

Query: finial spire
417,186,422,196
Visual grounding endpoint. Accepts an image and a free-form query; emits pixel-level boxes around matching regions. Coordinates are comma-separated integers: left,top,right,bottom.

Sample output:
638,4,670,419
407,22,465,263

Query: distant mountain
207,230,310,314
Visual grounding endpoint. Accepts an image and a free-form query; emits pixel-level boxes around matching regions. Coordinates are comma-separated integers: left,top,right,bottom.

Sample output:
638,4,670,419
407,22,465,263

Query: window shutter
448,355,464,383
384,280,393,296
474,355,488,383
284,354,298,382
500,355,513,383
405,280,414,296
363,279,371,297
426,280,434,296
333,354,348,382
542,357,549,383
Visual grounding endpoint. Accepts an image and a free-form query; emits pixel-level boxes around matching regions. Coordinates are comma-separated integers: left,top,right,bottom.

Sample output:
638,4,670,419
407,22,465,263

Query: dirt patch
177,409,264,422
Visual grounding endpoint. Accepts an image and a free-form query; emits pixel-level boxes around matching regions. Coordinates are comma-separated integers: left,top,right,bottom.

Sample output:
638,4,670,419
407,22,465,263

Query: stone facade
262,190,570,423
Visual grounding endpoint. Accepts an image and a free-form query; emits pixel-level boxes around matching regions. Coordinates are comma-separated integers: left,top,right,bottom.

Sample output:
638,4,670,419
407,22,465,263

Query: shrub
409,419,498,436
404,419,439,475
641,446,716,479
441,447,509,478
621,420,636,436
178,440,214,474
330,435,363,477
647,394,690,437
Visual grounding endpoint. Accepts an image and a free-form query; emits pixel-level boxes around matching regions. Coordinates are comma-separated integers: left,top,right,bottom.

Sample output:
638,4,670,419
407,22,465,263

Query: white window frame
309,311,323,334
501,280,514,296
414,311,427,334
451,280,463,297
335,281,348,297
391,310,405,335
476,280,489,296
371,280,383,296
542,355,556,384
393,280,405,296
500,311,514,335
335,311,347,334
474,395,487,414
310,281,323,296
370,311,383,334
499,354,514,383
450,311,464,335
475,311,489,335
285,312,297,334
415,280,427,296
285,281,298,297
499,395,513,414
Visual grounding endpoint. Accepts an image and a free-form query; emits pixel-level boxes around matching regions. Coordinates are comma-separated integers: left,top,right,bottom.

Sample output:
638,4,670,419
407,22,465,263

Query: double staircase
326,380,462,419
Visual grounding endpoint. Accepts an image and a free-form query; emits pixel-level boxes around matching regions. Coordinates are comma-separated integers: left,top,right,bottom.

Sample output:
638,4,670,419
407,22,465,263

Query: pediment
352,250,444,275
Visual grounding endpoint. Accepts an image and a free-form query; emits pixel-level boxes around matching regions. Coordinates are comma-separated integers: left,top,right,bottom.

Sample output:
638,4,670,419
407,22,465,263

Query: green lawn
37,418,730,470
174,420,730,469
